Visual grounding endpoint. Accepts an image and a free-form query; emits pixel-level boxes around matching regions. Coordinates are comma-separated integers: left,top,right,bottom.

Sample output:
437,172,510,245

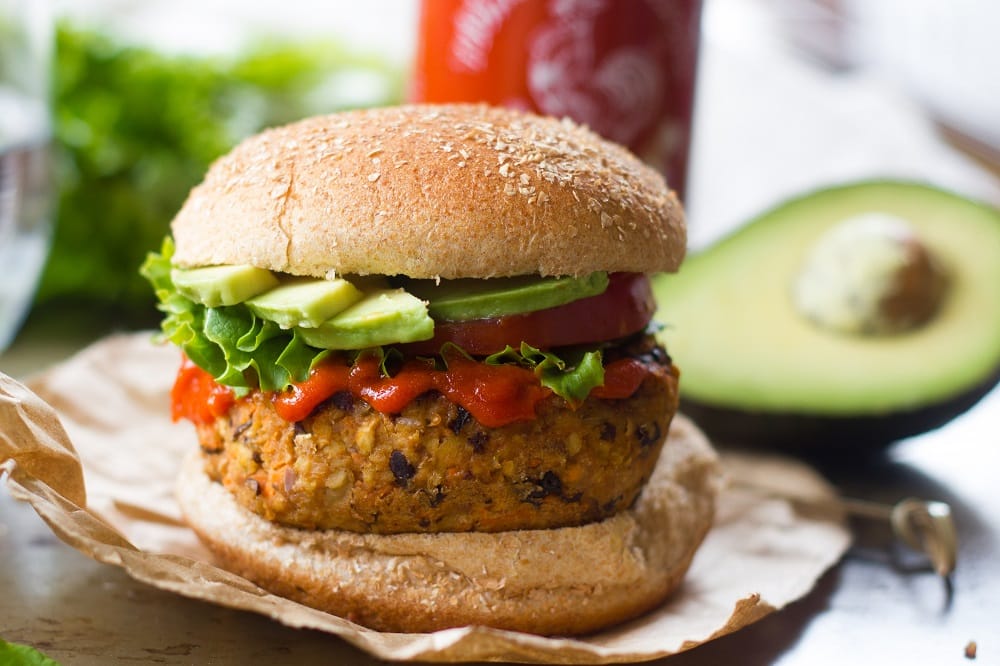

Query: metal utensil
841,496,957,577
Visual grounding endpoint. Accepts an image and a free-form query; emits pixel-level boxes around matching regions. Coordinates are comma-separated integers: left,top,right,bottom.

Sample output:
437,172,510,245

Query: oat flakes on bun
142,103,720,635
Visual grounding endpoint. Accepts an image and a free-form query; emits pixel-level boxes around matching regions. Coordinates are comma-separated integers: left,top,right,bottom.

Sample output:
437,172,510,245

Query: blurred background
1,0,998,361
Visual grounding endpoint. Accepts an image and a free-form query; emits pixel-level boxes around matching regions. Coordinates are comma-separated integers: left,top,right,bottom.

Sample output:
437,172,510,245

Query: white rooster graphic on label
526,0,662,146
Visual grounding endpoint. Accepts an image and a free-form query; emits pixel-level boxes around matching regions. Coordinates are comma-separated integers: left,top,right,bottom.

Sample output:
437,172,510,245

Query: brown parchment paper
0,333,851,663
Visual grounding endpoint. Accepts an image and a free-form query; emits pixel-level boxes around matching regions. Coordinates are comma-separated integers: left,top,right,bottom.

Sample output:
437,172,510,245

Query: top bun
171,104,686,279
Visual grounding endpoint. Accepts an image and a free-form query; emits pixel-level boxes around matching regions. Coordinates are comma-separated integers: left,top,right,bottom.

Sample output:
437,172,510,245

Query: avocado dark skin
680,366,1000,451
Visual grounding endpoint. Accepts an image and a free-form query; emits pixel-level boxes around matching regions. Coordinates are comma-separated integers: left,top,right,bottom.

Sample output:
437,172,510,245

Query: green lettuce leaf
140,239,609,403
0,638,62,666
485,343,605,404
139,239,326,393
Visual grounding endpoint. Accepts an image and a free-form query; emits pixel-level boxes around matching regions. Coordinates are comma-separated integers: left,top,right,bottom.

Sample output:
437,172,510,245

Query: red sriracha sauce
271,351,554,428
590,358,649,400
174,351,652,428
436,353,552,427
171,356,235,424
350,356,437,415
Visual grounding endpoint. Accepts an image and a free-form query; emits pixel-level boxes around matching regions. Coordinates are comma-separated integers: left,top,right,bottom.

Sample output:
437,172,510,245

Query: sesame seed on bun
170,104,686,280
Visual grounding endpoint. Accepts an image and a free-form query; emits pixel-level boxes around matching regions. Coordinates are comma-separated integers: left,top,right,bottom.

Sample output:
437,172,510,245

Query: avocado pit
792,213,949,336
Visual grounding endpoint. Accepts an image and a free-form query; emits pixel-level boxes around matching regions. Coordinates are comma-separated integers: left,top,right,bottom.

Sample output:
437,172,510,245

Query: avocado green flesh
172,263,608,349
653,181,1000,417
245,278,363,328
406,272,609,321
296,289,435,350
172,265,279,307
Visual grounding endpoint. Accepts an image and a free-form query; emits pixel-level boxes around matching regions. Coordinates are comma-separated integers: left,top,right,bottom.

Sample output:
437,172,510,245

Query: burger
142,104,720,635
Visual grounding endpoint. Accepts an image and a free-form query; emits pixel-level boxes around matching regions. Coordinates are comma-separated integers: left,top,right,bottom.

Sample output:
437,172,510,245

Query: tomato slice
402,273,655,355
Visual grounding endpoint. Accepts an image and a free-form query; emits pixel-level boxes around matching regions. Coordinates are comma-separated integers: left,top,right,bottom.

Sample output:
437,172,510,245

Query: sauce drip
171,356,235,424
590,358,650,399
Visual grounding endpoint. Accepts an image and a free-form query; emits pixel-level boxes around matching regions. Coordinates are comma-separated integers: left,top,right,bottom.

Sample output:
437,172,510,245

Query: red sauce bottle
411,0,703,200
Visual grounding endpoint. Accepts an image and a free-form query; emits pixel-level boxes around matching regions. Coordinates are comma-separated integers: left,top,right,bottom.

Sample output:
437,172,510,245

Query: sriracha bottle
410,0,703,200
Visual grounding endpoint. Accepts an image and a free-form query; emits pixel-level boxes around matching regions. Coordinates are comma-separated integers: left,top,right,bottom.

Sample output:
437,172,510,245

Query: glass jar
0,0,52,351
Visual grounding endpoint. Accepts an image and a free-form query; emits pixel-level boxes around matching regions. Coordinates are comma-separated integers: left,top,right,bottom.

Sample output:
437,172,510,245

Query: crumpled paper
0,333,850,663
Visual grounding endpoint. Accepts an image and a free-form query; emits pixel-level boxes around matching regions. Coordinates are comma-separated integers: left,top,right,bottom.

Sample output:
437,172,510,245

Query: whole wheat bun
170,104,686,279
177,414,721,636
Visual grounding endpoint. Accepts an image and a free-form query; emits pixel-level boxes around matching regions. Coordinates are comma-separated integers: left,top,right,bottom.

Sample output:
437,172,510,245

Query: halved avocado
653,181,1000,448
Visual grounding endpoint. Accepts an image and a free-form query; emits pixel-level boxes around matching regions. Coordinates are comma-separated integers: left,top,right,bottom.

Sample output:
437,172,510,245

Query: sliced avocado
405,272,609,321
172,265,279,307
296,289,435,350
653,181,1000,447
245,278,364,328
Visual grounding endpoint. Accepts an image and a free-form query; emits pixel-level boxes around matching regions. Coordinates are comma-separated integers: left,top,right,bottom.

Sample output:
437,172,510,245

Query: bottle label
413,0,702,198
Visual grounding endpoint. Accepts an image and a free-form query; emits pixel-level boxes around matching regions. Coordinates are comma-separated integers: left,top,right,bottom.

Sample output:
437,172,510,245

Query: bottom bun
176,414,721,636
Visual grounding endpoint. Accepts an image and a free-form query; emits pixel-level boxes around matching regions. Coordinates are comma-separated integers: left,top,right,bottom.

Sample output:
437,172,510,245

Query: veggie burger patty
197,334,678,534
